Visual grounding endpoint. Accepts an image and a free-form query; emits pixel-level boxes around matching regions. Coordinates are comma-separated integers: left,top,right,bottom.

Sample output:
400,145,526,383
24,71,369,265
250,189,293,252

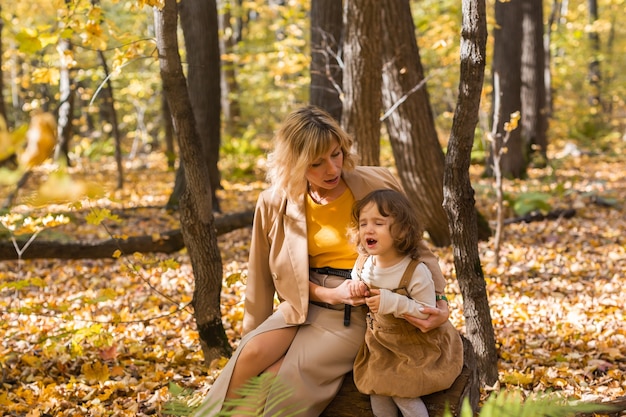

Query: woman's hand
335,280,369,306
403,299,450,332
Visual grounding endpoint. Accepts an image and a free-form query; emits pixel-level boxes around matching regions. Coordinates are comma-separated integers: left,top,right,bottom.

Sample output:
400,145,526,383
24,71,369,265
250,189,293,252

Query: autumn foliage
1,137,624,415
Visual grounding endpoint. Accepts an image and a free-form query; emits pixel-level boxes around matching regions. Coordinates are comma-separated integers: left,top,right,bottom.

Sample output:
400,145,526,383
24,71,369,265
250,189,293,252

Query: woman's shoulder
344,166,402,196
350,165,394,177
256,187,287,211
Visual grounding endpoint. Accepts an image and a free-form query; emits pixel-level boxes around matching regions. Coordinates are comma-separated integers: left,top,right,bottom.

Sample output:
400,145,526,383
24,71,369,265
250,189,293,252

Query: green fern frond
475,390,618,417
163,373,307,417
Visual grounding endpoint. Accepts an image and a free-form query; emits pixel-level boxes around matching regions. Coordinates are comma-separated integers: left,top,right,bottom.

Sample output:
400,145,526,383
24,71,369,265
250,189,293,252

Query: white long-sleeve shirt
354,255,435,320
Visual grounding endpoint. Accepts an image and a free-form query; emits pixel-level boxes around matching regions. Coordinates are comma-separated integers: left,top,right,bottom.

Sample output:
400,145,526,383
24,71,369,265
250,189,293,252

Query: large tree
168,0,222,213
309,0,343,122
443,0,498,385
490,0,526,178
341,0,382,166
218,0,242,130
521,0,548,161
380,0,451,247
153,0,230,364
54,8,75,167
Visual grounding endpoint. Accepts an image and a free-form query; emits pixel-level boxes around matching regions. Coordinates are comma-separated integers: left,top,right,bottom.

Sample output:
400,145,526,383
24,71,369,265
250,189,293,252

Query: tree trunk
544,0,559,127
162,91,176,169
0,211,254,260
490,0,526,179
179,0,222,213
309,0,343,122
218,0,242,130
587,0,602,111
0,5,7,125
341,0,382,166
521,0,548,162
54,32,74,166
153,0,231,364
443,0,498,386
380,0,450,247
97,50,124,189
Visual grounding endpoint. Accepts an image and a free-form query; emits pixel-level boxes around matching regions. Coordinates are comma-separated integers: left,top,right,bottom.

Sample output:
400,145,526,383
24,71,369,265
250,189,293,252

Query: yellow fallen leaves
82,361,110,384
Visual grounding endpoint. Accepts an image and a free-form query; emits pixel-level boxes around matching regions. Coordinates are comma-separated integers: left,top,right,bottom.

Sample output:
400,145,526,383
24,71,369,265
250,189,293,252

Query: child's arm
377,263,435,319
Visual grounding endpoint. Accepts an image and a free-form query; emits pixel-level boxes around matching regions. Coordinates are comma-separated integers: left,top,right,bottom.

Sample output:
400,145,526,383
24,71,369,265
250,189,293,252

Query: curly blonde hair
266,105,358,202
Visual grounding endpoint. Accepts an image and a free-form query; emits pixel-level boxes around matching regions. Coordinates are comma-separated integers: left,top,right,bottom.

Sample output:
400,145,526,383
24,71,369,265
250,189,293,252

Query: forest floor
0,137,625,416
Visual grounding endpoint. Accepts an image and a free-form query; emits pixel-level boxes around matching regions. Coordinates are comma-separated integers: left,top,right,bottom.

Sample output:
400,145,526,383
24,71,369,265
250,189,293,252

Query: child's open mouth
366,238,377,247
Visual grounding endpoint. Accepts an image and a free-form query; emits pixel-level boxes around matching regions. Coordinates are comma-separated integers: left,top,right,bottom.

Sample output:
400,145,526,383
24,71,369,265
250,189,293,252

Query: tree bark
490,0,526,179
0,5,7,125
521,0,548,161
587,0,602,111
97,50,124,190
54,24,74,167
178,0,222,213
153,0,231,363
309,0,343,122
218,0,242,129
380,0,451,247
0,211,254,260
341,0,382,166
443,0,498,386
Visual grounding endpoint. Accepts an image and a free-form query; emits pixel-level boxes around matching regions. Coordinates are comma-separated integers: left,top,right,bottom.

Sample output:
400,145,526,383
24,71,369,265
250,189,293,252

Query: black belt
310,267,352,279
310,267,353,326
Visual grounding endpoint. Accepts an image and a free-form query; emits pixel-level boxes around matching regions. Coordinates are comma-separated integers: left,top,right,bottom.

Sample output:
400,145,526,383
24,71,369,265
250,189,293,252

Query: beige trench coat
193,166,446,417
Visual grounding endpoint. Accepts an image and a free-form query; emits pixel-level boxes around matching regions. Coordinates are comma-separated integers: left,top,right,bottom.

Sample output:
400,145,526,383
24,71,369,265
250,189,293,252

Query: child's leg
225,326,298,400
370,394,399,417
393,396,429,417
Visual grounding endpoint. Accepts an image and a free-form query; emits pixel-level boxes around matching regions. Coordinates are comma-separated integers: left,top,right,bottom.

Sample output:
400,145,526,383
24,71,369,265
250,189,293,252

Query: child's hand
346,280,369,298
335,280,368,306
365,289,381,313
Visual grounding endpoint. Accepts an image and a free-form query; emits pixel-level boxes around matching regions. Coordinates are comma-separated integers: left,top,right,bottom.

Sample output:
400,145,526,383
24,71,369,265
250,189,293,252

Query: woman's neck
308,180,346,205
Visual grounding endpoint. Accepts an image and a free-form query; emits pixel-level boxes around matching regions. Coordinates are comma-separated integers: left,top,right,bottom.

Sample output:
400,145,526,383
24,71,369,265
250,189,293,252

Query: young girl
347,189,463,417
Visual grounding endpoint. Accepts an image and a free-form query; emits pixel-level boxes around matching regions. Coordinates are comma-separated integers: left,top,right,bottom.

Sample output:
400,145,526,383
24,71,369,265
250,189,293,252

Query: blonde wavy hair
266,105,358,202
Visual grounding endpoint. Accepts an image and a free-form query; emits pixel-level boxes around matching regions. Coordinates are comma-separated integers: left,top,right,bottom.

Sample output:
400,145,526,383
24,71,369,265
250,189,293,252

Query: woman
193,105,450,417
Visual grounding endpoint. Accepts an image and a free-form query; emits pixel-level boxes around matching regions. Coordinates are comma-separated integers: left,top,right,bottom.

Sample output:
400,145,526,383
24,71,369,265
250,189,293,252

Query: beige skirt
193,303,367,417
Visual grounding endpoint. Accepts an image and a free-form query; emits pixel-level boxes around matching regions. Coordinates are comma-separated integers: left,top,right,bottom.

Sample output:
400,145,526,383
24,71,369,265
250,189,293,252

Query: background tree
153,0,231,363
489,0,525,178
54,15,75,167
309,0,343,122
341,0,382,166
97,50,124,189
0,5,6,124
521,0,548,162
169,0,222,213
380,0,452,247
218,0,242,130
587,0,601,112
443,0,498,386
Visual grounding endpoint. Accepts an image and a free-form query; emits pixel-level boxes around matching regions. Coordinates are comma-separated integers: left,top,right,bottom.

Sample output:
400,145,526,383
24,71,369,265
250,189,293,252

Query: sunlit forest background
0,0,624,416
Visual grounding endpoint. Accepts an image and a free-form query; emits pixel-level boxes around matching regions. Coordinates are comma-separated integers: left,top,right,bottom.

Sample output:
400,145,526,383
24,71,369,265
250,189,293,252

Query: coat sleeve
416,240,446,294
242,192,277,336
378,263,435,319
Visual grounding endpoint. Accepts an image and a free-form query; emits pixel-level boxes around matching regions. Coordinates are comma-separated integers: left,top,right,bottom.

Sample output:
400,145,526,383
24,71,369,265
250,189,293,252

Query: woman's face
305,140,344,192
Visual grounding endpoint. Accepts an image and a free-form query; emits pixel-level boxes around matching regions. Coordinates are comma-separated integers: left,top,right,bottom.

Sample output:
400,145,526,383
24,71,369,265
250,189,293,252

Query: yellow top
306,187,358,269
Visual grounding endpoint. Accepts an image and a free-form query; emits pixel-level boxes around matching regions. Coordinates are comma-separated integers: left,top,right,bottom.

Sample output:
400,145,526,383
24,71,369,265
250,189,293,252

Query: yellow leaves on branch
504,111,521,133
0,213,70,236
